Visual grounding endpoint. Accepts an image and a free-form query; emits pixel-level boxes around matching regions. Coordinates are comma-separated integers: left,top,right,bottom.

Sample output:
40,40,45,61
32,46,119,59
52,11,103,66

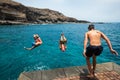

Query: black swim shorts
60,40,67,44
85,45,103,57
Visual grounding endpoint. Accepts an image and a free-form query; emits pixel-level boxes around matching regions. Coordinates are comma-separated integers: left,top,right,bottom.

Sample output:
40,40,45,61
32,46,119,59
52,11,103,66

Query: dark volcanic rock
0,0,90,24
0,0,27,22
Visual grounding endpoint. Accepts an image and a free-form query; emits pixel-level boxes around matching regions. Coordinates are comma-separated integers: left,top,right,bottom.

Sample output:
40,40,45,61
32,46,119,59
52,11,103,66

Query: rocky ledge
0,0,90,25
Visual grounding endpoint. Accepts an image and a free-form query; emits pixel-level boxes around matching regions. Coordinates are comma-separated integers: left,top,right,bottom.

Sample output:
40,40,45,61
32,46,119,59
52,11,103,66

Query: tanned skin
83,25,118,77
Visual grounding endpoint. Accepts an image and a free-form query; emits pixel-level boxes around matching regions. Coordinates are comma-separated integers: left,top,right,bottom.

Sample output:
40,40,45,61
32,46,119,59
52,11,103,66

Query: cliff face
0,0,89,24
0,0,27,22
25,7,79,24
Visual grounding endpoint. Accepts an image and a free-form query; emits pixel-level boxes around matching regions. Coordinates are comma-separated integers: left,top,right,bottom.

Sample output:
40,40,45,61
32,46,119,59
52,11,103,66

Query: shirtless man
24,34,42,50
83,24,118,77
59,33,67,51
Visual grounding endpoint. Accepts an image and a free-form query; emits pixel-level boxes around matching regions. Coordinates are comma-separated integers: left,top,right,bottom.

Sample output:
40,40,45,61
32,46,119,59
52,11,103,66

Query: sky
14,0,120,22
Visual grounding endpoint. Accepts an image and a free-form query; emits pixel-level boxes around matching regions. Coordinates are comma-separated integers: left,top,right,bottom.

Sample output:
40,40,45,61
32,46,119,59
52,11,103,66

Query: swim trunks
32,42,35,46
60,40,67,44
85,45,103,57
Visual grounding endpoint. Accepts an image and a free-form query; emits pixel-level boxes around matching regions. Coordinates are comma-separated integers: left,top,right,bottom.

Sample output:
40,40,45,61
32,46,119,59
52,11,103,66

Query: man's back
87,30,102,46
83,24,118,78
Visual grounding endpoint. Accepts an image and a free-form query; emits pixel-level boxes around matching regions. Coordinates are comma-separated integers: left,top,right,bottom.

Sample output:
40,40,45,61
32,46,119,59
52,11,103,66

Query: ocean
0,23,120,80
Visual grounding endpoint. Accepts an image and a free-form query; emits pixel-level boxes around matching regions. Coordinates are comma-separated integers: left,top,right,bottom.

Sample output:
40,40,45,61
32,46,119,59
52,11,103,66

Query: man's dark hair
88,24,94,30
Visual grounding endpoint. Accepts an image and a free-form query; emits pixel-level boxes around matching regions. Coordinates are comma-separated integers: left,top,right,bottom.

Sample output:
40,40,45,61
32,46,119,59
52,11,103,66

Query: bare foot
91,68,95,77
87,70,95,78
92,70,95,77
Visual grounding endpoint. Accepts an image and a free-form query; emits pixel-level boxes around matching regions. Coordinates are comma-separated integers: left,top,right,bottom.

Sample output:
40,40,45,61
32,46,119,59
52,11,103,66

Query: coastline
0,20,28,25
0,0,90,25
0,20,90,25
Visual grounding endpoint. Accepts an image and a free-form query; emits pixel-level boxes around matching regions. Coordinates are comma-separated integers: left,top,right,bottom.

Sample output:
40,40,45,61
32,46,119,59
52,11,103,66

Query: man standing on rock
83,24,118,77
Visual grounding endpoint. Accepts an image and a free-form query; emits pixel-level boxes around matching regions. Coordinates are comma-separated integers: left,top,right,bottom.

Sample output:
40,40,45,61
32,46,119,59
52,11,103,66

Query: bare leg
86,57,93,77
61,44,65,51
24,46,35,50
24,47,32,50
92,55,96,76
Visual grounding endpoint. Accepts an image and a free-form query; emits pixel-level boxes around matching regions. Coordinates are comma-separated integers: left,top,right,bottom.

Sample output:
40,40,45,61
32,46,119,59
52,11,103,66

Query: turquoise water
0,23,120,80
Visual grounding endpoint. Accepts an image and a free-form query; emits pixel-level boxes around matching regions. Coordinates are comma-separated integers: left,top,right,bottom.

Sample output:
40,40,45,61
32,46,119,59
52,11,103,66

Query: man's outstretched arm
101,32,118,55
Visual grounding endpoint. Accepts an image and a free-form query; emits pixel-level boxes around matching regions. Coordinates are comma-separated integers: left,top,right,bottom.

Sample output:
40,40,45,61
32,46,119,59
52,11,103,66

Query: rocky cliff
0,0,89,24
